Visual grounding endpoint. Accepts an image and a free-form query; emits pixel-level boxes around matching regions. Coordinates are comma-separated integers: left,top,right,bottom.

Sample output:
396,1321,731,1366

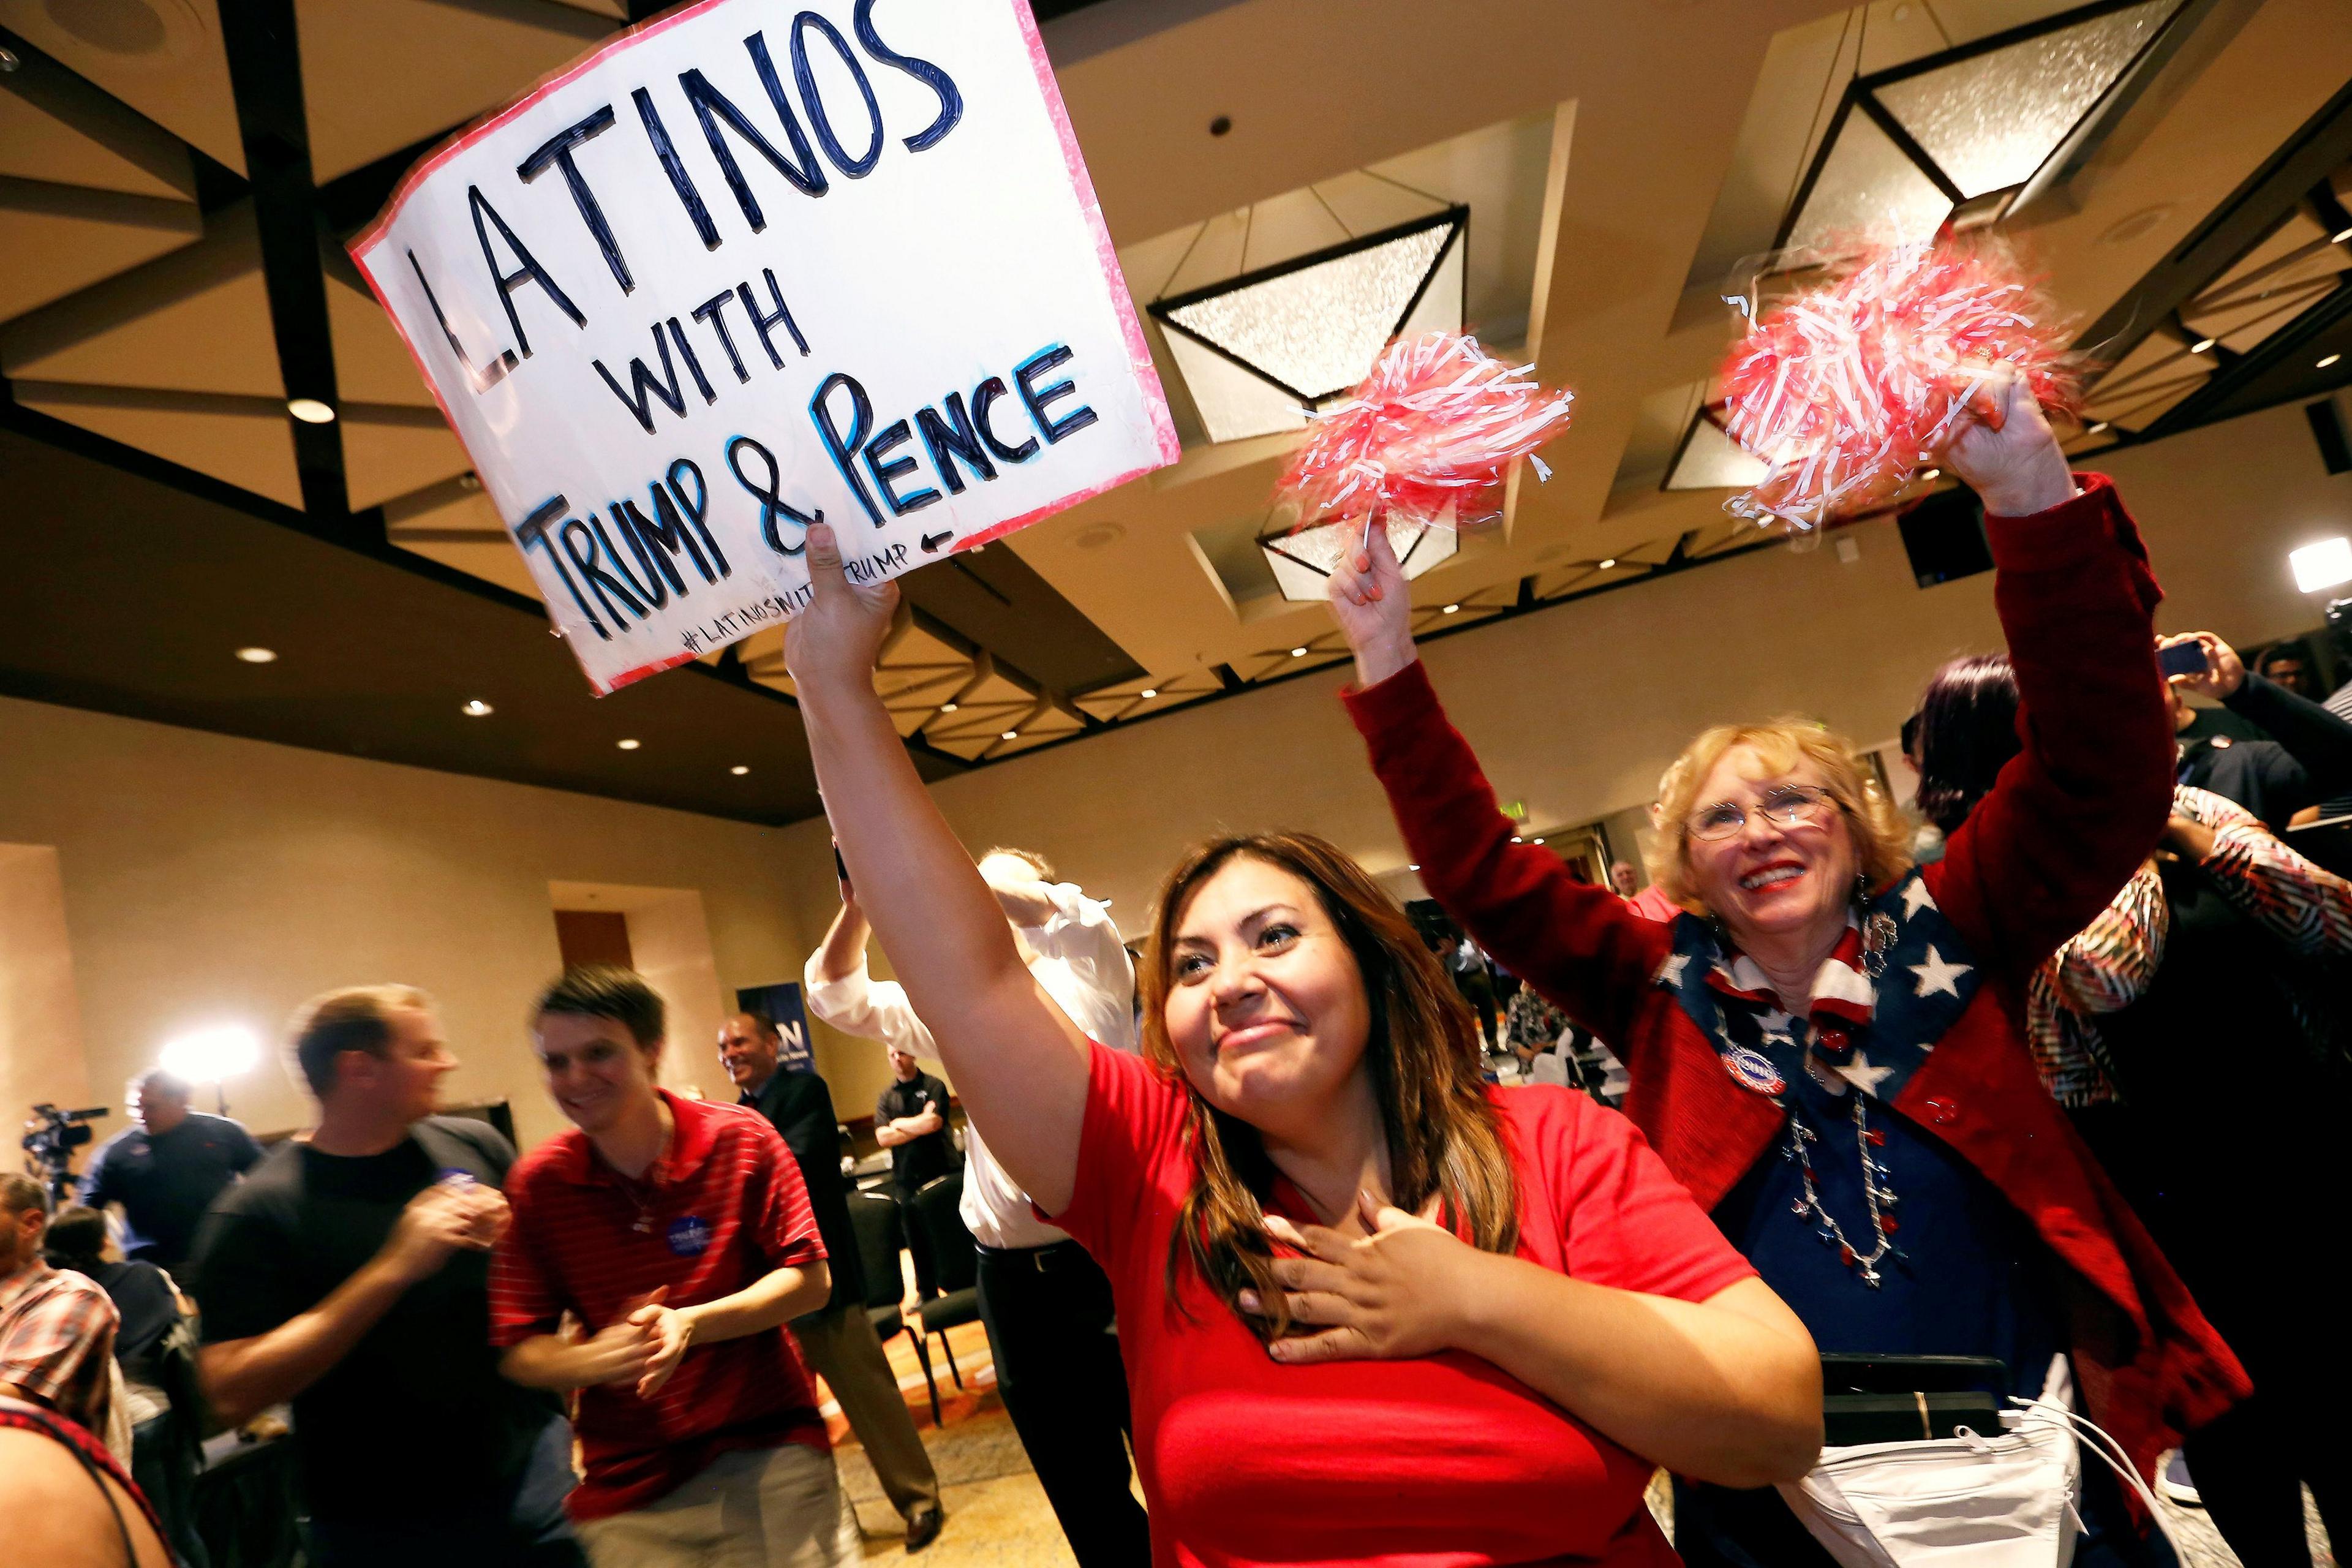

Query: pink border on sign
1003,0,1182,469
347,0,1180,698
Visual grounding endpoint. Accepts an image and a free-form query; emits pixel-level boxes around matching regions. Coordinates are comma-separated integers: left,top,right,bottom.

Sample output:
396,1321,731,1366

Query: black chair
909,1174,981,1400
847,1188,944,1424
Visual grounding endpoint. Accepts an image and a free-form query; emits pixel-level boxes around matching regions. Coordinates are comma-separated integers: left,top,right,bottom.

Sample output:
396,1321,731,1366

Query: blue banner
735,982,815,1076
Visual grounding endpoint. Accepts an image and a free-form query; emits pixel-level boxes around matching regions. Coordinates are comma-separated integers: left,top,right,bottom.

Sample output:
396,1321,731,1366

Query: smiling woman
788,519,1823,1568
1330,372,2248,1567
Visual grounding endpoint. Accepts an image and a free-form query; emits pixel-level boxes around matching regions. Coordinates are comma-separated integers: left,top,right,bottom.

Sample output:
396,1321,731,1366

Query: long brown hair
1139,832,1519,1340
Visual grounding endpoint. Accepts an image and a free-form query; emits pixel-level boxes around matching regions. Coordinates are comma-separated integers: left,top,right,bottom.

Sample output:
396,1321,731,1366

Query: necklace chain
1784,1087,1904,1287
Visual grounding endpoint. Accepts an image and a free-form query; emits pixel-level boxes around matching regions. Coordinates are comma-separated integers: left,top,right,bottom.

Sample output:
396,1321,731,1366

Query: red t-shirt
489,1091,829,1520
1052,1044,1755,1568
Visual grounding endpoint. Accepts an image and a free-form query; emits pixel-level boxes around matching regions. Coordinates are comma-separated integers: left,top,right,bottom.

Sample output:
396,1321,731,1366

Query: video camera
23,1103,107,1207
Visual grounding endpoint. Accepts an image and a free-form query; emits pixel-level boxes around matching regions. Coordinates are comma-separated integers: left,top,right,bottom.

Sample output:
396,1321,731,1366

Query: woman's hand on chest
1239,1193,1487,1364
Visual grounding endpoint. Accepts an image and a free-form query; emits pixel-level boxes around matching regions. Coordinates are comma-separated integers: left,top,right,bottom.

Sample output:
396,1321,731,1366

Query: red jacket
1345,476,2248,1478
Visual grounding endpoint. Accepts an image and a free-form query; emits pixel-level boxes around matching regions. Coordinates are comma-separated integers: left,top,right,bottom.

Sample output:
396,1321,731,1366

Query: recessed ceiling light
1408,864,1420,872
2190,337,2216,354
2335,226,2352,244
1531,837,1545,845
287,398,335,424
2087,421,2109,435
2321,353,2343,369
1289,646,1307,658
1139,688,1158,699
1597,559,1616,570
1000,730,1018,741
234,646,277,663
1510,835,1524,843
616,738,640,750
1921,468,1941,481
730,764,749,775
1441,603,1461,615
939,701,959,713
461,699,492,717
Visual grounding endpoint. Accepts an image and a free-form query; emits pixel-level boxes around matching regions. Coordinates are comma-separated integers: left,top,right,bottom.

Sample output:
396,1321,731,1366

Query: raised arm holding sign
353,0,1177,693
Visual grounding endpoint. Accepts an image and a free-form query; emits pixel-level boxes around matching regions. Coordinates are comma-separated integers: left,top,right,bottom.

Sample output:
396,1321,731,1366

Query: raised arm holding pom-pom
1327,371,2246,1567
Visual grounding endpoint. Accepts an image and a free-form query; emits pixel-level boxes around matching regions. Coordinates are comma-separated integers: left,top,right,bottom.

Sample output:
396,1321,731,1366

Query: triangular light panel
1872,0,2180,200
1153,208,1464,443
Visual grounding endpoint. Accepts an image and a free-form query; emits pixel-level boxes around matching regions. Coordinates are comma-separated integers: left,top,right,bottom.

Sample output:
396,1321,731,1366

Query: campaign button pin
1724,1046,1786,1096
666,1216,712,1258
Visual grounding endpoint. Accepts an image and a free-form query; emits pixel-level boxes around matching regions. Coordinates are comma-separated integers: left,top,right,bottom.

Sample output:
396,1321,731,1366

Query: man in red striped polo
491,966,861,1568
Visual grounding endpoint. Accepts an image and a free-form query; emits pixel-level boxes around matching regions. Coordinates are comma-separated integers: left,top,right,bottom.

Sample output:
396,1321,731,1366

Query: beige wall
0,843,93,1131
782,398,2352,1114
6,399,2346,1136
0,699,843,1156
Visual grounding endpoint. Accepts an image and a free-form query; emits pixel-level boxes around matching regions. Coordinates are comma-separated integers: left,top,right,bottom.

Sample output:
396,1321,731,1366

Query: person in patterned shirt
1917,649,2352,1568
0,1173,118,1451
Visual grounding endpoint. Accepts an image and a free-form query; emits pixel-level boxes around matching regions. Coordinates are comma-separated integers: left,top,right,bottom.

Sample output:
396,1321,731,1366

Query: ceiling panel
13,380,301,505
341,404,472,510
1,415,971,823
0,42,194,198
322,256,438,408
0,0,246,173
295,0,612,182
1,200,280,396
390,533,544,601
0,177,200,321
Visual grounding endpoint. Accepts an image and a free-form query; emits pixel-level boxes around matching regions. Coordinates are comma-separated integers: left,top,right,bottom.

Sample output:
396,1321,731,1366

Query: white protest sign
353,0,1178,694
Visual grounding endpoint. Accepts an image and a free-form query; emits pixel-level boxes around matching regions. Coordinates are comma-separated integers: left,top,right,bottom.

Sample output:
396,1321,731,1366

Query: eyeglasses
1687,784,1841,842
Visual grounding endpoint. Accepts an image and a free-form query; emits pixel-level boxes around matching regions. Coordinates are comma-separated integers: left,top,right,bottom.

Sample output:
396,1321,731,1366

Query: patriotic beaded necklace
1784,1082,1905,1287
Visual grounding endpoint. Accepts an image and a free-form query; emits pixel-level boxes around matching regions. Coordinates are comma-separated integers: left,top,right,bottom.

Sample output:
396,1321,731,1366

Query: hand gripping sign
353,0,1178,694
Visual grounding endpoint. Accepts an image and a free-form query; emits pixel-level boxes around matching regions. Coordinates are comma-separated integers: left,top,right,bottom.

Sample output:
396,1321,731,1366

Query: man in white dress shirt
804,848,1146,1568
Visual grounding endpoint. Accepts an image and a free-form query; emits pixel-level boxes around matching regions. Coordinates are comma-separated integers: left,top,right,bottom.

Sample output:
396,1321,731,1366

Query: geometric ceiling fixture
2177,206,2352,359
2075,326,2212,434
1663,405,1772,492
1257,501,1460,604
2087,163,2352,439
1150,206,1467,443
1779,0,2188,259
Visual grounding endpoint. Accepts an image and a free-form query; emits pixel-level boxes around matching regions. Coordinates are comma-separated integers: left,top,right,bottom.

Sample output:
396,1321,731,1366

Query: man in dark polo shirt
720,1011,944,1552
80,1069,261,1272
873,1047,955,1299
189,986,582,1568
494,967,859,1567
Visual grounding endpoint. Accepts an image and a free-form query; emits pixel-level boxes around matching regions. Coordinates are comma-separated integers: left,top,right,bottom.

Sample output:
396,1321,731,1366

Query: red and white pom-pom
1719,238,2078,529
1275,331,1574,531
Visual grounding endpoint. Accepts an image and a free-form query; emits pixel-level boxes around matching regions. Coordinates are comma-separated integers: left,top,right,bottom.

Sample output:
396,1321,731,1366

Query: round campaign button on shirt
666,1216,712,1257
1724,1046,1787,1096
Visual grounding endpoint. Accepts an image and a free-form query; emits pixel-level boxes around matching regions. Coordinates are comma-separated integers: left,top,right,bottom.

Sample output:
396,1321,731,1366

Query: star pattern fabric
1909,946,1972,998
1656,866,1982,1107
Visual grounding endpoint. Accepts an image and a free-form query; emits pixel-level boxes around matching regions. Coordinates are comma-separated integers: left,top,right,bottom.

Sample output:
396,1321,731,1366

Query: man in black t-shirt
875,1046,955,1198
875,1046,956,1300
79,1069,261,1271
188,986,584,1568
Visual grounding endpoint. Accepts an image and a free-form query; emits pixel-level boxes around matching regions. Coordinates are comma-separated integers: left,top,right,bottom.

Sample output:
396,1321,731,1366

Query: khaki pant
578,1442,861,1568
790,1302,941,1520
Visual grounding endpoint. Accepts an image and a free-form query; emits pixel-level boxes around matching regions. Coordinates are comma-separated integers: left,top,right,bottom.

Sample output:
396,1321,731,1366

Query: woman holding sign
1321,372,2244,1566
787,524,1821,1566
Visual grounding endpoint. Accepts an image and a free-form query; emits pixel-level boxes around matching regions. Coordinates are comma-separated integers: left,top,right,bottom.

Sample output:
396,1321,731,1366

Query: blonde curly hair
1643,720,1913,914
